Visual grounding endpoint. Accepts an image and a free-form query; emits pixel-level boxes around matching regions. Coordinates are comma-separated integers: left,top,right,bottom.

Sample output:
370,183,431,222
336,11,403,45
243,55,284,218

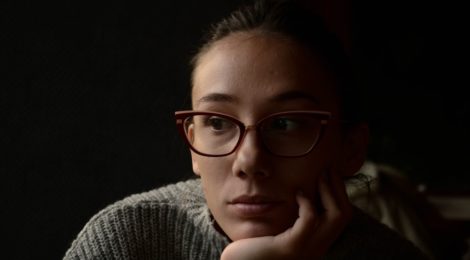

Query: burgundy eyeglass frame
175,110,333,158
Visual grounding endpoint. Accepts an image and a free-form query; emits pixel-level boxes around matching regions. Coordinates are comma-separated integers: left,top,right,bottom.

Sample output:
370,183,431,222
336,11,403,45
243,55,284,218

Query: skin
190,31,368,258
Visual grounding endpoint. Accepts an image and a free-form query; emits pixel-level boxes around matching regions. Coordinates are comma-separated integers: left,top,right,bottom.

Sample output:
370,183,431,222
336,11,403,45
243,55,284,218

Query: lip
228,195,283,217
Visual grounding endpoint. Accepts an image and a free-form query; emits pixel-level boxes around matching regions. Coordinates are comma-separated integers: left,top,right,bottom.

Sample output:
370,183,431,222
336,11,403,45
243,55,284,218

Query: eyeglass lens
183,113,322,156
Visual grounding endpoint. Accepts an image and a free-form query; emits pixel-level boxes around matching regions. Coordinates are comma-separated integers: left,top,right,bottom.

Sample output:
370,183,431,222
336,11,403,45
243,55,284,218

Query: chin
227,219,291,241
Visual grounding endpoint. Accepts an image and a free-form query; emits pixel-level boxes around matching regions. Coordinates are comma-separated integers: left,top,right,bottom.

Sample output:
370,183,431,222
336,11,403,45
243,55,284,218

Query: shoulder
327,207,430,259
117,177,205,209
63,178,212,259
87,178,206,229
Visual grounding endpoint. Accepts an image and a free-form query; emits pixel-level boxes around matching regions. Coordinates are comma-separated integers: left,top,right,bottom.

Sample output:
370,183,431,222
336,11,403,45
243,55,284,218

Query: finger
330,172,351,209
307,176,348,251
318,174,340,218
328,172,353,219
314,173,353,239
279,191,317,244
297,191,316,227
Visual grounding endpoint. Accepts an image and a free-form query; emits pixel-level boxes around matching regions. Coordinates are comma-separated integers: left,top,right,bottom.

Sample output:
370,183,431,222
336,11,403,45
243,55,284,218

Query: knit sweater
63,178,428,260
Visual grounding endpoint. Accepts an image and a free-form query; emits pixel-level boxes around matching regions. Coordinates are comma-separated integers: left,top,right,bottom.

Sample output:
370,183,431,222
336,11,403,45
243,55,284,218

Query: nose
231,127,270,179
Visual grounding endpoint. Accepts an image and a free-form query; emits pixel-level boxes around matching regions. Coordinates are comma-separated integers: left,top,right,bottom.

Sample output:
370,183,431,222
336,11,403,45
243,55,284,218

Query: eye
205,116,234,131
270,117,298,131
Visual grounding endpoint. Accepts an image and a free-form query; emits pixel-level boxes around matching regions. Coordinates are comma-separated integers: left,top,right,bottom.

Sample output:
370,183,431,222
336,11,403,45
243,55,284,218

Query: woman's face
191,31,346,241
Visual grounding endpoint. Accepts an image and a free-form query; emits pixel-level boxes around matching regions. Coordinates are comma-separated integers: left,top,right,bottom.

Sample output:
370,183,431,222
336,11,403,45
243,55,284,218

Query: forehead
192,32,340,114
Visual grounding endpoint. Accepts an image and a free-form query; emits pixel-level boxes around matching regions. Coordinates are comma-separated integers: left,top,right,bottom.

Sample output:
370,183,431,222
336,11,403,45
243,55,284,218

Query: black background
2,1,467,259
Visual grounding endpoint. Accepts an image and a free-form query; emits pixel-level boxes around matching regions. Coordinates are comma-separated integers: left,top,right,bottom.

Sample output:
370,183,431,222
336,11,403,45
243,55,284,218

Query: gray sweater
63,179,428,259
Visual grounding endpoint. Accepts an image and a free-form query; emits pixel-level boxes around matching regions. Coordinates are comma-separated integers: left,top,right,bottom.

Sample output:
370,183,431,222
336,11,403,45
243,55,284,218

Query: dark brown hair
191,0,364,123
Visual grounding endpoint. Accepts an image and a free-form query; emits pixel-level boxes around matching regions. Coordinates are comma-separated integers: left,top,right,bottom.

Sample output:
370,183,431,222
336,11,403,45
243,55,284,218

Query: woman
64,0,428,259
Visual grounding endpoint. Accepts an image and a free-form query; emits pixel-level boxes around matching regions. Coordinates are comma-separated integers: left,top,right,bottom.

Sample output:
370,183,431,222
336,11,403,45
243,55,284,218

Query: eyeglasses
175,110,333,158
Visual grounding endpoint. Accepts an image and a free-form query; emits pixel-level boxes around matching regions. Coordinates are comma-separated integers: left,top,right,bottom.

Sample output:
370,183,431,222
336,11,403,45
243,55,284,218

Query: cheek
193,155,234,195
274,146,338,196
196,156,232,176
277,159,325,187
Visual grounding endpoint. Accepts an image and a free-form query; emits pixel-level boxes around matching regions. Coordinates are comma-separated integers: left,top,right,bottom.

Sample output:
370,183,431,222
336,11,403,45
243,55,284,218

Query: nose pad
232,127,270,179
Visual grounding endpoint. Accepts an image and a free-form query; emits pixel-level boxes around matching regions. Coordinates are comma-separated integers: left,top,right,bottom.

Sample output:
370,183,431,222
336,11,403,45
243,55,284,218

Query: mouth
228,195,283,217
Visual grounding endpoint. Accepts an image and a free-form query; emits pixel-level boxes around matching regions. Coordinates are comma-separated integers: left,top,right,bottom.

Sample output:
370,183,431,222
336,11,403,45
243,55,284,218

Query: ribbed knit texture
63,178,429,260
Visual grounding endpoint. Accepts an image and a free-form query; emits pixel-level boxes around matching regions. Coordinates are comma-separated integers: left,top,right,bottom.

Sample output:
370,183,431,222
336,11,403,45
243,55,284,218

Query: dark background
2,1,467,259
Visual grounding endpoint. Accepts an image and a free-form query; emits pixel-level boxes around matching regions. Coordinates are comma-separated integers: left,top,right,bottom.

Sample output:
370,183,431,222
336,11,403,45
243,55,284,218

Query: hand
220,173,353,260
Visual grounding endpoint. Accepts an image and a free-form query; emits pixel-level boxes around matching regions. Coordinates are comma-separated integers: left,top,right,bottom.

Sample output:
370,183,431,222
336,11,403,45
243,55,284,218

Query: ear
337,123,369,177
190,152,201,176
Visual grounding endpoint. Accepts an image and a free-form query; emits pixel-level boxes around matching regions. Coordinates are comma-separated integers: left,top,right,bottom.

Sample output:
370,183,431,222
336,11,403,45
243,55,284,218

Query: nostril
235,169,270,179
235,170,249,179
255,170,270,178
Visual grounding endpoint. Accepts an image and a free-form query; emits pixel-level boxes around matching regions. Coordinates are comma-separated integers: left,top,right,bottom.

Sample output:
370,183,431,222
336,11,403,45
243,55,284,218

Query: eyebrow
196,90,318,106
196,93,239,105
269,90,318,104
